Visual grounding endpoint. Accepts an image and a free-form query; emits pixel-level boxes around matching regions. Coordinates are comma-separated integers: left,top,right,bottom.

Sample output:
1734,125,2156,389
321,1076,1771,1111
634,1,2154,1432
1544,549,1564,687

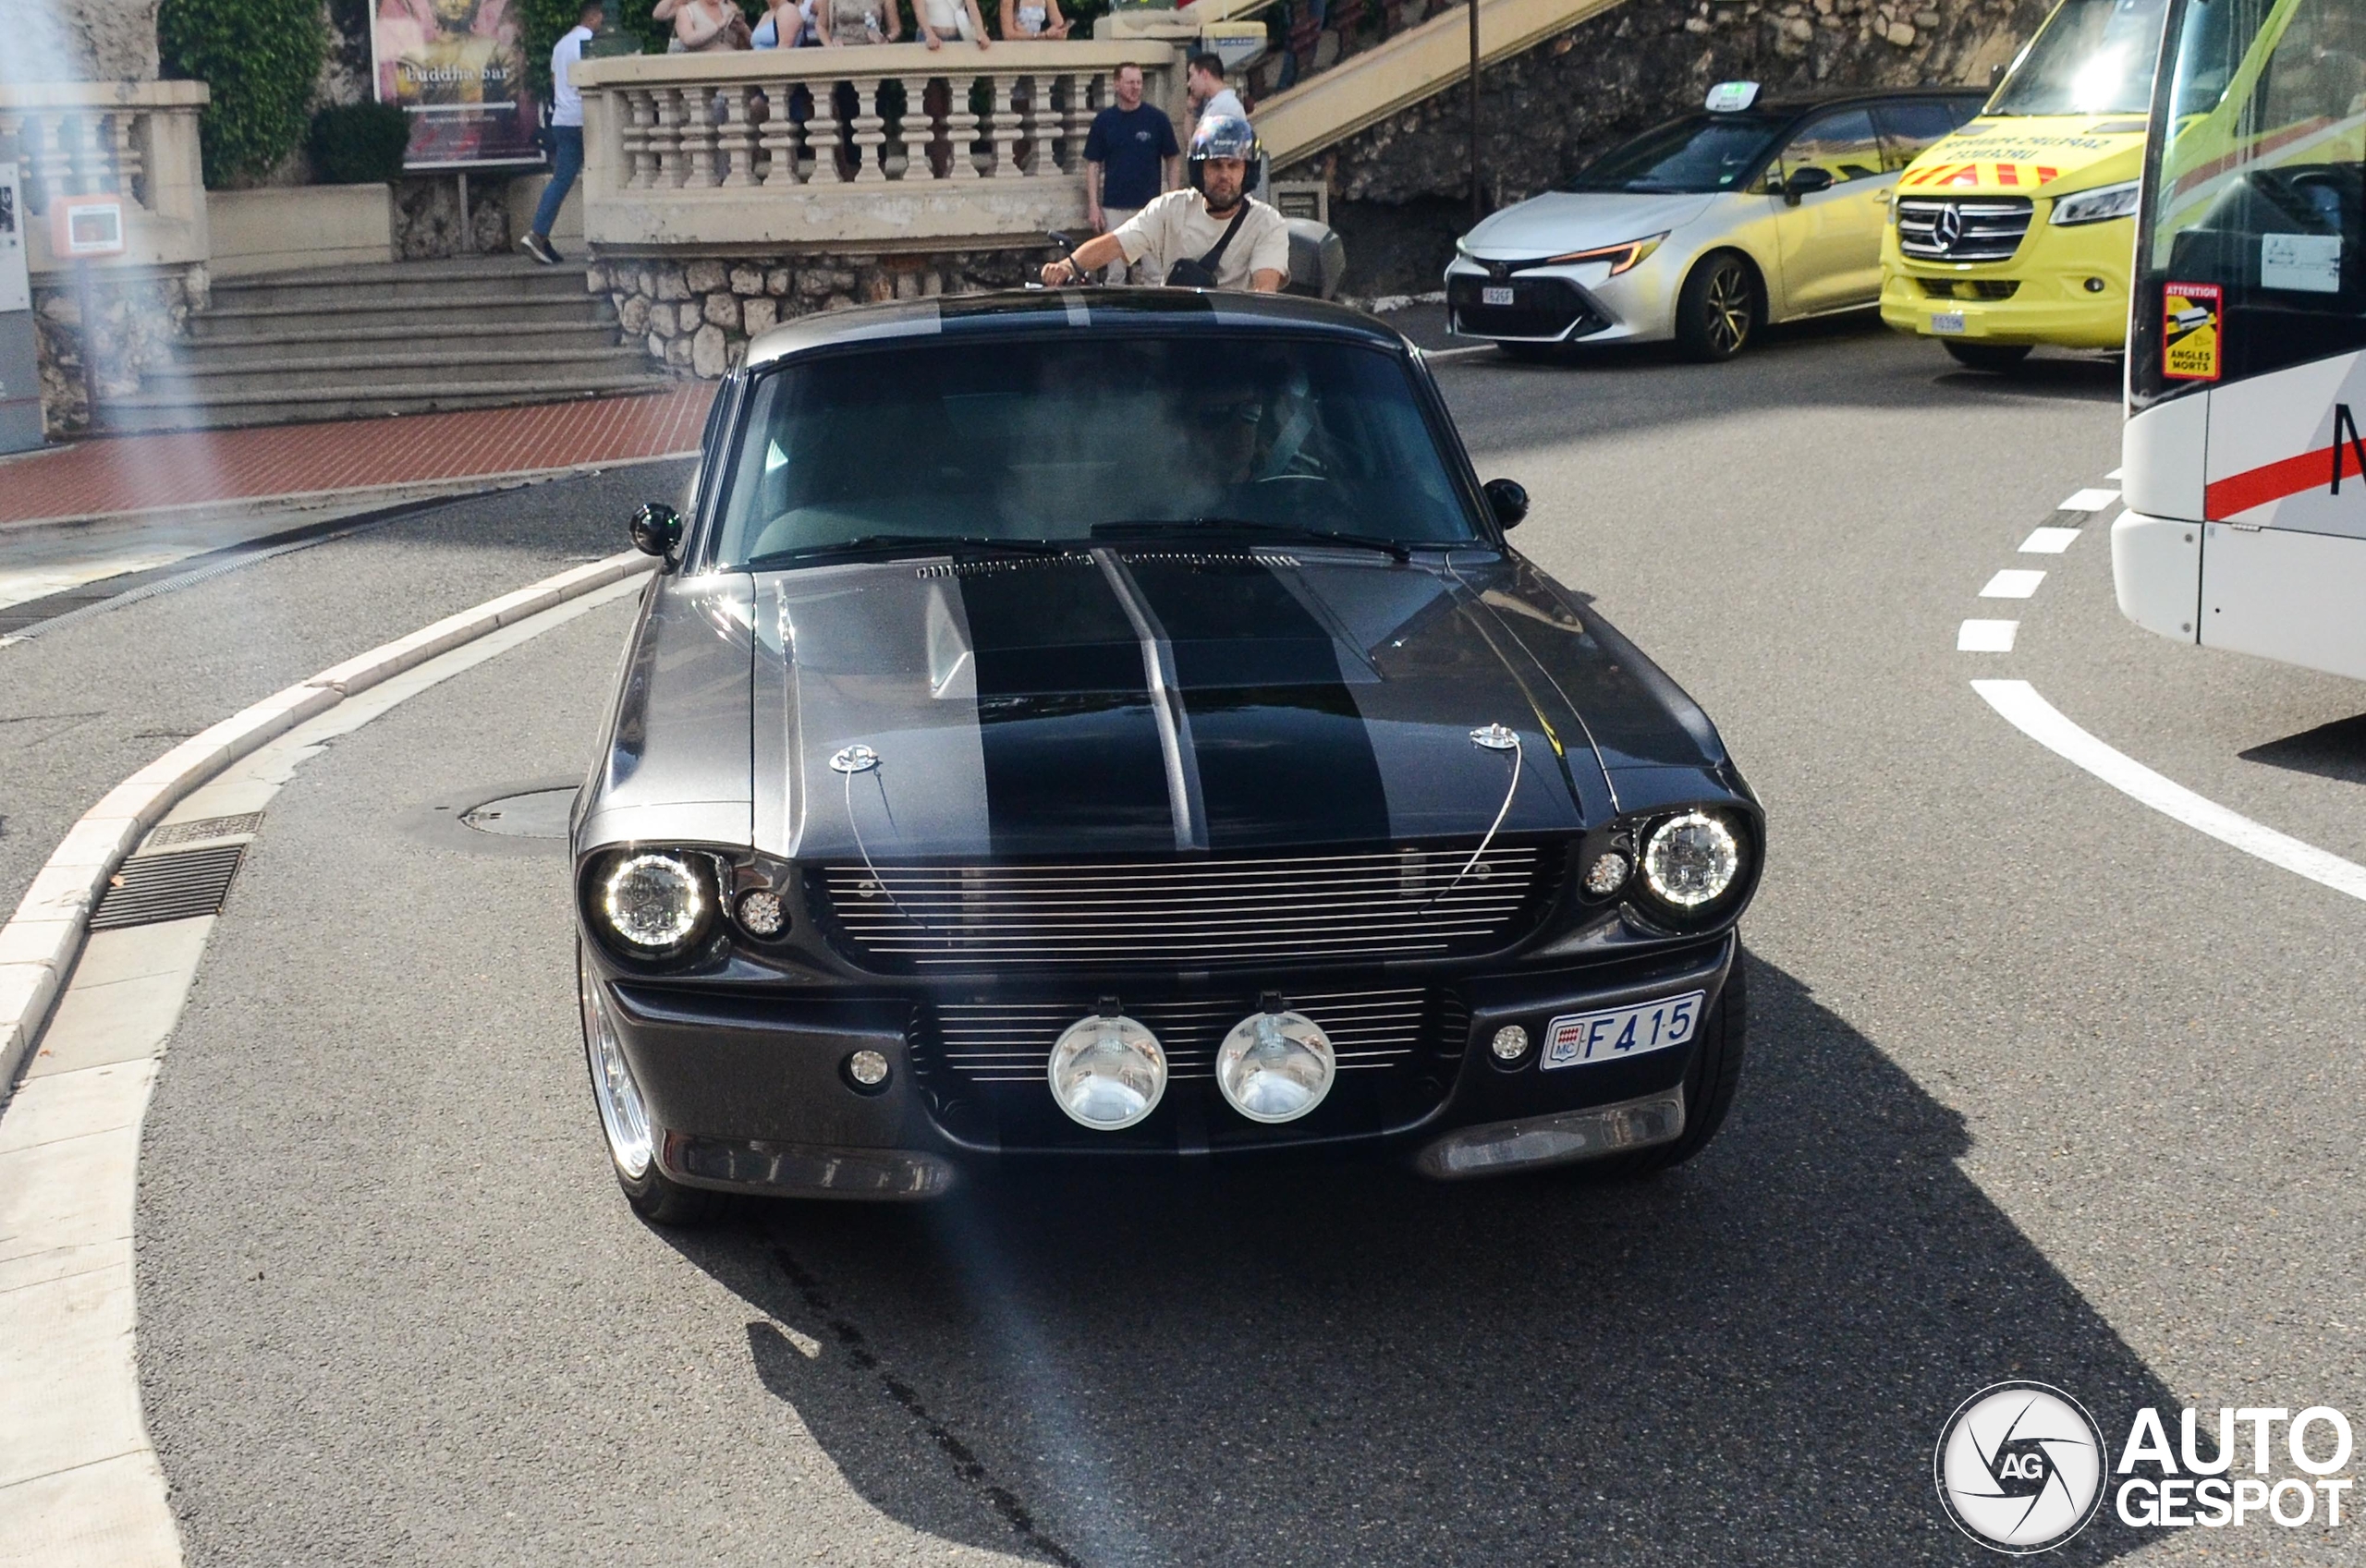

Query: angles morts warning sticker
2163,282,2223,382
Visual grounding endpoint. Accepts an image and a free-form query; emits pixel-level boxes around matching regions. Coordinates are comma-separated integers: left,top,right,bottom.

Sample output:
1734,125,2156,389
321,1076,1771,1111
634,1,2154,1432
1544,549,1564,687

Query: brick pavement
0,385,716,529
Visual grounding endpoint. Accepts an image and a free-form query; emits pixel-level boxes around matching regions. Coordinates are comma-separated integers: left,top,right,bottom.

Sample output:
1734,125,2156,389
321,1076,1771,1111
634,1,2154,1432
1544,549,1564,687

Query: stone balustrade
0,79,210,274
574,41,1181,252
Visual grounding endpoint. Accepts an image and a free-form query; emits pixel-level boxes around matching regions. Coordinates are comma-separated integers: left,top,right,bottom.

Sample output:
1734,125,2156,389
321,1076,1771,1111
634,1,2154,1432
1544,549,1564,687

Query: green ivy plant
158,0,327,187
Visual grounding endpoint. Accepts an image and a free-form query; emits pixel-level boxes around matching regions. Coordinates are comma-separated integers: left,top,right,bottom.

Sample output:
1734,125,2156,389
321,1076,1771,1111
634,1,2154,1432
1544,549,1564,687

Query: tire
1568,955,1749,1181
1941,340,2033,373
579,942,724,1227
1674,252,1759,361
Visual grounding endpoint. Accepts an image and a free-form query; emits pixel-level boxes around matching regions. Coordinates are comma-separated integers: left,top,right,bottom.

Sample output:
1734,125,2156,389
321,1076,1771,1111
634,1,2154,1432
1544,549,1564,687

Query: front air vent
816,844,1556,971
91,844,246,930
1897,197,2034,263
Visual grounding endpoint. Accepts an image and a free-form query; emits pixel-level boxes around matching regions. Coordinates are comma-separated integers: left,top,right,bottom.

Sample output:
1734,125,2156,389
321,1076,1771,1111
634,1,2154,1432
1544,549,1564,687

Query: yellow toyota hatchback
1880,0,2165,370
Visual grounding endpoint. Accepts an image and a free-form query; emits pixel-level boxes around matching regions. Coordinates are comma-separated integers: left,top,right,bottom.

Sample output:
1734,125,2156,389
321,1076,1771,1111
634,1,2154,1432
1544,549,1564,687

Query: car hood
1899,115,2146,197
1458,192,1721,259
689,547,1731,863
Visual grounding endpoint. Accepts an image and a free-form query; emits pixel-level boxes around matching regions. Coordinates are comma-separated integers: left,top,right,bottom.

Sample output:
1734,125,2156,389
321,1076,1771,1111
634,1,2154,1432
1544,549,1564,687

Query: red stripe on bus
2168,117,2333,201
2204,442,2358,518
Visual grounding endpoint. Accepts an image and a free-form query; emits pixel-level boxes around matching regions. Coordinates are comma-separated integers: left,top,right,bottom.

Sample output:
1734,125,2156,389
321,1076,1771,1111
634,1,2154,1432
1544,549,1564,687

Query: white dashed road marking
2019,528,2080,554
1958,620,2019,652
1980,569,2046,599
2058,487,2122,513
1974,679,2366,904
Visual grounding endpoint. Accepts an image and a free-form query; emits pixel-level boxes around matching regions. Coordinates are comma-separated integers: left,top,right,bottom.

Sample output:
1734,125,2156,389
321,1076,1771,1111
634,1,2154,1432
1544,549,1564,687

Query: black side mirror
1782,166,1835,206
1482,478,1530,530
630,502,683,558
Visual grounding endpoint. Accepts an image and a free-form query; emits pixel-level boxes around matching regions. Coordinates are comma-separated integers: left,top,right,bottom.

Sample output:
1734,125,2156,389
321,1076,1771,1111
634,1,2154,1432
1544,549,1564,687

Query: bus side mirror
1483,478,1530,530
1782,166,1834,206
630,502,683,557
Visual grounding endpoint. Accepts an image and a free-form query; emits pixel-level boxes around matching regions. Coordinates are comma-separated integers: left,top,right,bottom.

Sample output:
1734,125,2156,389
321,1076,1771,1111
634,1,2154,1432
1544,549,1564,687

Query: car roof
743,287,1409,368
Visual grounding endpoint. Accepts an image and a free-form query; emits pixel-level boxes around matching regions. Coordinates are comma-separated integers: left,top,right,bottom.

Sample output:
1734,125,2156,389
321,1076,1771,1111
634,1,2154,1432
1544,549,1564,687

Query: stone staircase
102,256,673,432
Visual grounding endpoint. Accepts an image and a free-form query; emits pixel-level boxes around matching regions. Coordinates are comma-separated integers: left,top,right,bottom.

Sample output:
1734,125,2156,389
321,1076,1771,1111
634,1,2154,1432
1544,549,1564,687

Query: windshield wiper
1092,517,1414,562
744,534,1070,569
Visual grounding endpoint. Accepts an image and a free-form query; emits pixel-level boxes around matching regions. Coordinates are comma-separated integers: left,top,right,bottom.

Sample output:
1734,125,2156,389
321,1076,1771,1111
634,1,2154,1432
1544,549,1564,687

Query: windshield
709,335,1482,566
1567,114,1784,192
1988,0,2172,115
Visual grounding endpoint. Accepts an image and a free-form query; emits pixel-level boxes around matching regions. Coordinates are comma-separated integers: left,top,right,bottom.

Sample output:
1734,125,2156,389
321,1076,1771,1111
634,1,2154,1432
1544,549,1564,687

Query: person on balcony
917,0,992,48
660,0,752,48
1084,62,1180,281
1039,115,1288,293
818,0,896,43
1001,0,1068,38
520,0,602,264
750,0,809,46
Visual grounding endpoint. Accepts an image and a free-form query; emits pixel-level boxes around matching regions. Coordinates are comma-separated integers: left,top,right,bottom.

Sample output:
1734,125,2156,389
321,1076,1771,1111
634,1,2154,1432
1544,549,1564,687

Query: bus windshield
1988,0,2172,115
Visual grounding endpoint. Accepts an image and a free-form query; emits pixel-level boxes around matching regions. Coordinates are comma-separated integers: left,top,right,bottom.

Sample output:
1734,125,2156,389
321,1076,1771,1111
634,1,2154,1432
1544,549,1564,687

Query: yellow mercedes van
1880,0,2163,370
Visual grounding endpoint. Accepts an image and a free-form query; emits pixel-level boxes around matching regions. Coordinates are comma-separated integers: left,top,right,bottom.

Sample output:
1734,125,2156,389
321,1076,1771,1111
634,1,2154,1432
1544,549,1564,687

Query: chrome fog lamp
1214,1004,1335,1124
579,962,653,1179
1047,1007,1166,1130
1640,812,1742,909
602,852,709,953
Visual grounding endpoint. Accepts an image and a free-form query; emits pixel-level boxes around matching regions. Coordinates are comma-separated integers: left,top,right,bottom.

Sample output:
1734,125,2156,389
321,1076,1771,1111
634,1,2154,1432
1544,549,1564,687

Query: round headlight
1640,812,1742,909
602,852,709,952
1215,1008,1335,1124
1047,1012,1166,1130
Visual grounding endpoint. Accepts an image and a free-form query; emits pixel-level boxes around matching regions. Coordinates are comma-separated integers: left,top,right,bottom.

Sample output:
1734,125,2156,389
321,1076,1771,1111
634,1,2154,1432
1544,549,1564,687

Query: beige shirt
1113,190,1291,290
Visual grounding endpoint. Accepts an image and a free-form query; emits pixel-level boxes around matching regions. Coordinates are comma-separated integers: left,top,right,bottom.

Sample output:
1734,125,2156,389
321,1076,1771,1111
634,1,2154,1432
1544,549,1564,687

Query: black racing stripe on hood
1119,554,1392,851
955,561,1176,856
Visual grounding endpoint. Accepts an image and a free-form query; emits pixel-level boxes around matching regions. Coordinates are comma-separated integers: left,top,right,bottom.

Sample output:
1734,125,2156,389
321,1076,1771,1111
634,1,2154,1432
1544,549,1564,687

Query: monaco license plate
1931,310,1967,334
1540,991,1705,1070
1482,286,1516,306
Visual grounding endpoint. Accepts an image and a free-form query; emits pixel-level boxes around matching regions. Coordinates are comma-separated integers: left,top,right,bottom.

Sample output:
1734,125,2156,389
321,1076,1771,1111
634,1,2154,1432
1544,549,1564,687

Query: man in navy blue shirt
1083,63,1180,282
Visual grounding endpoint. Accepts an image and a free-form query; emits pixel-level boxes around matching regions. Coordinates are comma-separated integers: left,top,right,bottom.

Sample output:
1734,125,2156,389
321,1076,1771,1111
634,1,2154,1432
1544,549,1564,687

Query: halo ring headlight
601,851,710,953
1215,1009,1335,1124
1047,1012,1167,1130
1640,811,1743,910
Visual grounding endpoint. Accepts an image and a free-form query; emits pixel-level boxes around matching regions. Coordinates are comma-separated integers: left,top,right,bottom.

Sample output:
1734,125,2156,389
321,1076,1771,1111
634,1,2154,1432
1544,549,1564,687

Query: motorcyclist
1039,115,1288,292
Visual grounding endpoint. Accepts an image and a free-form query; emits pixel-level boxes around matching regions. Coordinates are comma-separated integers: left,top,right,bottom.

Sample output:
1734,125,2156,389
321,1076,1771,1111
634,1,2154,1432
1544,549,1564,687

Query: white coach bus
2115,0,2366,680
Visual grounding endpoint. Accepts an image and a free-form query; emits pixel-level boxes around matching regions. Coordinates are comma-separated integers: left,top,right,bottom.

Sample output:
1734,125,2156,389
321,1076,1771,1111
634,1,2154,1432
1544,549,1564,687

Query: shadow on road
663,955,2170,1567
2239,711,2366,785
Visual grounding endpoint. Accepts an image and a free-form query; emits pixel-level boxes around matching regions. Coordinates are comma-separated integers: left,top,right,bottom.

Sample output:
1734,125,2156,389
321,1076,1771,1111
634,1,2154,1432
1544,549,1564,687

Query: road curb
0,550,656,1101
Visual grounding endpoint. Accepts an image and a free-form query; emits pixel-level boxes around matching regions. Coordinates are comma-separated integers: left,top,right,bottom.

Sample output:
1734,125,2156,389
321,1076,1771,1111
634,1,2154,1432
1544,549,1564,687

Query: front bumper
1444,257,1674,346
586,934,1737,1197
1879,216,2131,349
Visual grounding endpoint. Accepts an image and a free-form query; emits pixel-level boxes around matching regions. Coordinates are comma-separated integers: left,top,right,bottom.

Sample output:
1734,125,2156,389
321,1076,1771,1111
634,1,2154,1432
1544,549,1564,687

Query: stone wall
0,0,163,81
32,266,210,437
1287,0,2054,292
592,248,1056,378
395,177,514,260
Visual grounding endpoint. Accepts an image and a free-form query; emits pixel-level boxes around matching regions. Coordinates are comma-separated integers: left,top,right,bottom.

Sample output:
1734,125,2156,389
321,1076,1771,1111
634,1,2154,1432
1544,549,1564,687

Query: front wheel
579,942,723,1226
1941,340,2033,372
1674,253,1759,361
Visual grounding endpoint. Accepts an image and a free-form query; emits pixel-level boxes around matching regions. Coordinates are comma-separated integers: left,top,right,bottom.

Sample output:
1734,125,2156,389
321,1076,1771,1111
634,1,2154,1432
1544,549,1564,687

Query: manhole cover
461,787,576,839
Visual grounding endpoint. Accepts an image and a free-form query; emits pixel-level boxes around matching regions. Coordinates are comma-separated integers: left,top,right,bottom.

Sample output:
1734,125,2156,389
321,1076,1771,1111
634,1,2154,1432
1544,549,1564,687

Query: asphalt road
12,314,2362,1564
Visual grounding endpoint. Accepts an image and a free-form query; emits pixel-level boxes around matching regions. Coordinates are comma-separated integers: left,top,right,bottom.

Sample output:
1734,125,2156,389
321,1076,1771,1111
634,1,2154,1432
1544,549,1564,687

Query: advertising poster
371,0,545,169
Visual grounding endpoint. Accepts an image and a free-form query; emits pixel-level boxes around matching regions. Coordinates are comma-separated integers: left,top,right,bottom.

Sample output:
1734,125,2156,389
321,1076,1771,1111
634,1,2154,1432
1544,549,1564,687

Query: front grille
1897,198,2033,263
934,986,1431,1083
816,845,1555,971
1447,273,1599,341
1919,277,2021,300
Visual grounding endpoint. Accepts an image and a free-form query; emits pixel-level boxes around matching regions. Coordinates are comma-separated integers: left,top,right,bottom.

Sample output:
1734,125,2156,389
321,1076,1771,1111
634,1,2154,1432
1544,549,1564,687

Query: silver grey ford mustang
572,288,1762,1224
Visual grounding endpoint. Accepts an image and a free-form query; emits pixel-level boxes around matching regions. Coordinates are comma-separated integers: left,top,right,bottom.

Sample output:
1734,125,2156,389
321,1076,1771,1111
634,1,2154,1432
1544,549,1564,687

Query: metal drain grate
146,812,264,849
91,844,247,930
